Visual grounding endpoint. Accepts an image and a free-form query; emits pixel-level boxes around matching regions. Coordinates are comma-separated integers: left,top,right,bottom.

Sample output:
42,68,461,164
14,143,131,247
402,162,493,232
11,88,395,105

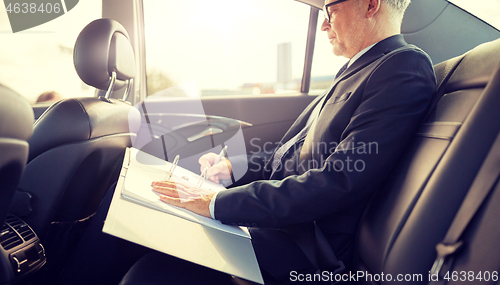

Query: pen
167,154,179,180
214,146,228,166
197,167,209,188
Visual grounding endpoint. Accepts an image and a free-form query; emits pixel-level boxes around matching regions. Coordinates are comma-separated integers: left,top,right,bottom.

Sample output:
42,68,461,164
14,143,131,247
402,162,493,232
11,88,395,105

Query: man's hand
151,181,215,218
198,153,232,184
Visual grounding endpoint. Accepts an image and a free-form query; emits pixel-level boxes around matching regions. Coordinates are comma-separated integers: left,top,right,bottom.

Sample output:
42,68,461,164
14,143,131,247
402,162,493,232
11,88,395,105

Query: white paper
122,148,249,238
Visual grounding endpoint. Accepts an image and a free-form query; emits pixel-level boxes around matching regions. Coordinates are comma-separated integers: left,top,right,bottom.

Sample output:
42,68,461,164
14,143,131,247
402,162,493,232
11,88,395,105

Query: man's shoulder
371,43,434,75
384,43,432,62
395,43,432,59
368,34,433,67
349,36,434,80
350,41,436,92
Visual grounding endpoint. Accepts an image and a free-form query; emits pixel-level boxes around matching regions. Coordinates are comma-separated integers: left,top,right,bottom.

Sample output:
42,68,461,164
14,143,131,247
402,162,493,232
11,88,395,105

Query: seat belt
429,130,500,284
314,222,345,276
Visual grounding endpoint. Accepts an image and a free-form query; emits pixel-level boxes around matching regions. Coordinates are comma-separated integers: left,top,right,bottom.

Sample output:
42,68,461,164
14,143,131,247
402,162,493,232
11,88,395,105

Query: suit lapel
278,35,408,145
279,93,325,143
333,34,408,85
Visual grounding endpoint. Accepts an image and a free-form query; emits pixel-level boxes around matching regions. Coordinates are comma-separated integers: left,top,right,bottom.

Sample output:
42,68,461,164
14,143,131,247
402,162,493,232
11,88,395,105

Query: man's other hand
198,153,232,184
151,181,215,218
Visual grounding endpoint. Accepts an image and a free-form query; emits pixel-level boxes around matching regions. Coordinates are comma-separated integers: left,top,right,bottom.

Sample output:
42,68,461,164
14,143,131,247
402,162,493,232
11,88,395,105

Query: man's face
322,0,366,58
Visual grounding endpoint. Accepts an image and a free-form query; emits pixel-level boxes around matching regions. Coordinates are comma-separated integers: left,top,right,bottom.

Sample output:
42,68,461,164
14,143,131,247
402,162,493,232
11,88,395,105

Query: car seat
9,18,140,250
353,38,500,284
0,84,34,231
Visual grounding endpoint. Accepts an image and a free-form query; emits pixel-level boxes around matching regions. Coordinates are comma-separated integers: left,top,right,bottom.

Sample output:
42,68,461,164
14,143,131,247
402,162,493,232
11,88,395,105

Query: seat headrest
74,18,136,91
445,38,500,93
0,84,34,141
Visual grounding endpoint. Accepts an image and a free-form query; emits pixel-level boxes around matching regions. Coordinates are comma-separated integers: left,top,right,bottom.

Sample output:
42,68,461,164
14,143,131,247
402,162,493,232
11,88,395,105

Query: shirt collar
347,42,377,68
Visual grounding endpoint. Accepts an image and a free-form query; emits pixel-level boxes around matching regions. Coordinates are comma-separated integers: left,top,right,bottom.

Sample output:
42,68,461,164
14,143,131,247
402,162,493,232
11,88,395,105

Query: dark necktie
270,61,350,177
335,60,350,78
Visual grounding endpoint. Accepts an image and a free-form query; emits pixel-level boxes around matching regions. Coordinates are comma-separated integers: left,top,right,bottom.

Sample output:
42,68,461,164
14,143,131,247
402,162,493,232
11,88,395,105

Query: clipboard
102,147,264,284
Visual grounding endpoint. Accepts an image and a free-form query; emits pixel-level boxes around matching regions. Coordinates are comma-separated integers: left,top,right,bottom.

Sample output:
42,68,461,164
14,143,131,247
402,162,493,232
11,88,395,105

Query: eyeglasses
323,0,349,23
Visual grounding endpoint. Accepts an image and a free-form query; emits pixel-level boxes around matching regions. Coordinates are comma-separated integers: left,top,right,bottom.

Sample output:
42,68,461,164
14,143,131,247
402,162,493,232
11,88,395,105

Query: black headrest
27,98,139,162
0,84,34,141
74,18,135,91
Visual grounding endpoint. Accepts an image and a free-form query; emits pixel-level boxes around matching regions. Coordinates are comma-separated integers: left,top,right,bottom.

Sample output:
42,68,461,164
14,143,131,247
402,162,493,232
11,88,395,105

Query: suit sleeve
214,49,436,228
227,153,270,187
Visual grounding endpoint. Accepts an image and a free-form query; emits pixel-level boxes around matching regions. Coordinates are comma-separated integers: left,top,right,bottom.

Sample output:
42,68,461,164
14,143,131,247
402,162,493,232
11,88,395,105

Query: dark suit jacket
214,35,436,277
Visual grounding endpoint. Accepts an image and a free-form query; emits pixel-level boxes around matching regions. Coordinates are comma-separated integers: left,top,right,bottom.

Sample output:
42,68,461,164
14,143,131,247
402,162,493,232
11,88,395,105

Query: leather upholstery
74,18,135,90
0,84,34,141
28,98,136,162
355,38,500,282
0,84,33,227
446,40,500,93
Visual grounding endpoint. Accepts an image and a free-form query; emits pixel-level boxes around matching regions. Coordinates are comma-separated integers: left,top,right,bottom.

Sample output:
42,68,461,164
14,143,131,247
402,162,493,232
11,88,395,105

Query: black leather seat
354,38,500,283
10,18,141,242
0,85,41,285
0,84,34,227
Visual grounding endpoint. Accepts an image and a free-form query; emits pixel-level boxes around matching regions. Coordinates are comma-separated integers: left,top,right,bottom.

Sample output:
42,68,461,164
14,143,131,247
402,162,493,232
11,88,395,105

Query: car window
448,0,500,30
0,0,101,104
310,12,349,95
143,0,310,97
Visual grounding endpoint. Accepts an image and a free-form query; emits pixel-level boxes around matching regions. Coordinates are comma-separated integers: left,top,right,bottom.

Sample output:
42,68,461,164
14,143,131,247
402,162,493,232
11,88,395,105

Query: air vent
17,225,36,242
7,217,36,242
0,215,37,251
0,223,23,251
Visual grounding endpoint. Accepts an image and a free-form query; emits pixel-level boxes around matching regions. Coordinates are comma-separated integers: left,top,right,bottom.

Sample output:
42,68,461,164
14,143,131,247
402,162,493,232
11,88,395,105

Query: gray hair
383,0,411,15
381,0,411,22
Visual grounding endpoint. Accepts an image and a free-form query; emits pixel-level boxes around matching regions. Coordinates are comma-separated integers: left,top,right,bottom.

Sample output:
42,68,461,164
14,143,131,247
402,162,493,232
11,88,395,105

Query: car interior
1,0,500,284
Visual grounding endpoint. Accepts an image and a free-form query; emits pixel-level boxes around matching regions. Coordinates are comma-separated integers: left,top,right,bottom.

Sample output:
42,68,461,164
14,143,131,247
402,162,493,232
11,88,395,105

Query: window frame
300,7,320,94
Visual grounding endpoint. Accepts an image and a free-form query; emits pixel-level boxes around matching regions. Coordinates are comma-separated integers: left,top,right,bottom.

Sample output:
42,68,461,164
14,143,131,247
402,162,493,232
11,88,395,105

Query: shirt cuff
209,191,219,220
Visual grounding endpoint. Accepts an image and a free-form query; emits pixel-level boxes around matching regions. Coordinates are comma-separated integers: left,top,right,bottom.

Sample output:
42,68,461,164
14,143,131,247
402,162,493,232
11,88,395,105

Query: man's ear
366,0,381,18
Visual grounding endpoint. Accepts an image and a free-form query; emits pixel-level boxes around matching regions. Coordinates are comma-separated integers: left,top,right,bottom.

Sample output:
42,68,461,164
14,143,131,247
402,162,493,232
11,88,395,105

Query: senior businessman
151,0,436,283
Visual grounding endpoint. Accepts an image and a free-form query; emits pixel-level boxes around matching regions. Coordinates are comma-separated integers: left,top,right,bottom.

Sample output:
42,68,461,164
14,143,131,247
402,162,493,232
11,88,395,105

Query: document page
122,147,249,238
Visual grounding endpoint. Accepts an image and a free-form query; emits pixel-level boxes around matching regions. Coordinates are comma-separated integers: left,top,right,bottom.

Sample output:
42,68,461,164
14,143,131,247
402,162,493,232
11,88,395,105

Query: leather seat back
0,84,34,227
354,38,500,283
28,97,134,162
12,19,140,239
